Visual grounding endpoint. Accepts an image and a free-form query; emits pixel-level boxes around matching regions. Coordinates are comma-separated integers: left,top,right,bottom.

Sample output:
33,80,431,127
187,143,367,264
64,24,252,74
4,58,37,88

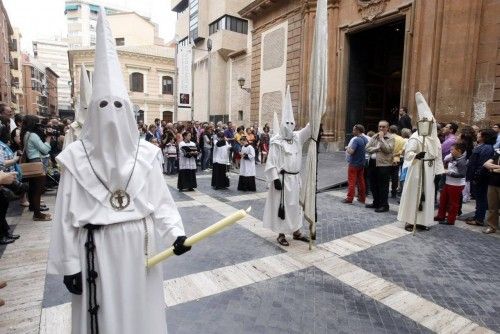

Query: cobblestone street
0,172,498,333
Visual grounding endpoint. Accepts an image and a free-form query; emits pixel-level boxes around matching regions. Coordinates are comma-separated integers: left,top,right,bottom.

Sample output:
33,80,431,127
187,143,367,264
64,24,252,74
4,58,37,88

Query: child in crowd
164,138,178,175
238,136,256,191
435,143,467,225
212,131,231,189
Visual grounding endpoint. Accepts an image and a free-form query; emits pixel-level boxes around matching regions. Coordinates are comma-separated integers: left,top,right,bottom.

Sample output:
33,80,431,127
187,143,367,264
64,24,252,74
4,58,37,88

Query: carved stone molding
357,0,388,22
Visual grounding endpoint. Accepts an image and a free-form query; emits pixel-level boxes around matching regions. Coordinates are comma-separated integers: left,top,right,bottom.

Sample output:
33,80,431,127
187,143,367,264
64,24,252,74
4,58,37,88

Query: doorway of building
346,19,406,139
162,110,173,123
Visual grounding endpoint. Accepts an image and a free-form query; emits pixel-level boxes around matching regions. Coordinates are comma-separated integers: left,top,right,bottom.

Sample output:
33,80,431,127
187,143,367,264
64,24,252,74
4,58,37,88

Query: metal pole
191,45,195,121
207,51,211,123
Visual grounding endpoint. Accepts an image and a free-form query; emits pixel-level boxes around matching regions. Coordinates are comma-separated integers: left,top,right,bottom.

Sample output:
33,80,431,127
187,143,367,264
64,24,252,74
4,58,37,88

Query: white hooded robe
47,9,185,334
397,93,444,227
263,125,311,234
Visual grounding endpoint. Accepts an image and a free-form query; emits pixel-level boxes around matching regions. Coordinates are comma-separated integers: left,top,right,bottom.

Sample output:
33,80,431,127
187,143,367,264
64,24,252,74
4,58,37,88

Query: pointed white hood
280,85,295,140
75,64,92,125
411,92,441,161
272,111,280,137
79,8,140,191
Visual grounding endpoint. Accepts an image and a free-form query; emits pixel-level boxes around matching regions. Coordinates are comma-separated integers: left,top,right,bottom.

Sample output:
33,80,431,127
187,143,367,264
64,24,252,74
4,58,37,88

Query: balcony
172,0,188,12
209,29,247,60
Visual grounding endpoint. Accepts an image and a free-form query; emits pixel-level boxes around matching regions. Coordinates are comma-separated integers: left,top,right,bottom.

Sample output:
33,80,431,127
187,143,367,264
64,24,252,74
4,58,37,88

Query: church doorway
345,19,406,138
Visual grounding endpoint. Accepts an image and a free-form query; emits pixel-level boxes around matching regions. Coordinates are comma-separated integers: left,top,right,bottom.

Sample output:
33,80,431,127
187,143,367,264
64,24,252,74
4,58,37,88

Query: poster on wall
177,44,192,109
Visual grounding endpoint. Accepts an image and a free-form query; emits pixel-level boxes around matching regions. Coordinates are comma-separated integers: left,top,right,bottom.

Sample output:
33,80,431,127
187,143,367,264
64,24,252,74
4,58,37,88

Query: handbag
19,133,46,179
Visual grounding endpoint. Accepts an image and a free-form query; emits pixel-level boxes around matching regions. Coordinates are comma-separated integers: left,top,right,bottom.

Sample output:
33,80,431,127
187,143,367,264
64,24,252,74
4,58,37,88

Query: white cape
48,141,185,334
263,124,310,234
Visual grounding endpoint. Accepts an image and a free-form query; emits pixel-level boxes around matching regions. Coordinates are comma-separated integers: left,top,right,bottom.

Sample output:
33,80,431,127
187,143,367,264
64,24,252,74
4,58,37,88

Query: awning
64,4,80,12
89,4,100,13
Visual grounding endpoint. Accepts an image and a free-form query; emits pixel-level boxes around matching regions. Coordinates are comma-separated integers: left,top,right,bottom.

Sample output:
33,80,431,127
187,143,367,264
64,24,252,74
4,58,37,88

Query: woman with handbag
0,119,22,244
20,115,51,221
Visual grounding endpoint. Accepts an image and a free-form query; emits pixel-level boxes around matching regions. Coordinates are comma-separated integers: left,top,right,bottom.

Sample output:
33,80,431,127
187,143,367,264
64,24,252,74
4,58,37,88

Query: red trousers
347,165,366,202
437,184,464,224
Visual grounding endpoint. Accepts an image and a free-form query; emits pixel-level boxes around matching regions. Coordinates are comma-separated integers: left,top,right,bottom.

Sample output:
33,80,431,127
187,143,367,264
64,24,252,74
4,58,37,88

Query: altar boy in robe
238,136,256,191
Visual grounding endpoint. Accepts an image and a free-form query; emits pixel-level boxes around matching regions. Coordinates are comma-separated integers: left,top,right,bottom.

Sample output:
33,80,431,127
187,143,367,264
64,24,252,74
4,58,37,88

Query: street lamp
238,77,251,93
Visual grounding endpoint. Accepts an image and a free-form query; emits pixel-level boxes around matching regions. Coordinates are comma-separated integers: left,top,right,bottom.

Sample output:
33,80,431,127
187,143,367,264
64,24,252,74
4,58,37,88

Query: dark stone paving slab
166,267,432,334
167,184,193,202
225,191,399,245
314,192,397,244
162,205,284,280
237,152,348,190
228,198,266,222
42,274,69,308
193,174,268,202
345,225,500,332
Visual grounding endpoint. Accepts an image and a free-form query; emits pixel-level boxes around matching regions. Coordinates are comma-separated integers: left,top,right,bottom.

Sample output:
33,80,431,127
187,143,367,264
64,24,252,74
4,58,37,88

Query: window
189,0,199,42
178,37,189,47
209,15,248,36
12,58,18,70
130,72,144,92
11,39,17,51
115,38,125,46
162,76,173,95
238,110,243,121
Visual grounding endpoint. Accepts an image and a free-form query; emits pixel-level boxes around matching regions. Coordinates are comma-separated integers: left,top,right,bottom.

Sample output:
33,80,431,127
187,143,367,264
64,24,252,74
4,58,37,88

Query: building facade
239,0,500,150
172,0,254,123
0,0,13,107
10,27,23,113
45,67,59,116
68,45,176,124
68,10,175,124
33,39,72,116
65,0,125,49
22,54,59,117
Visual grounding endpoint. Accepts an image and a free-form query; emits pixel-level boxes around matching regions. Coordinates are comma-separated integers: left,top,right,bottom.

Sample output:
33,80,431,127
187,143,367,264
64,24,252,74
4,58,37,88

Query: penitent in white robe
263,124,311,234
397,136,444,227
47,140,185,334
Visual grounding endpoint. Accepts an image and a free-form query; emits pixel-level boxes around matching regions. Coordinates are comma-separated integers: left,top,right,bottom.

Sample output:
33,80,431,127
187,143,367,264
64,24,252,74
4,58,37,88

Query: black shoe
375,206,389,213
438,220,450,225
365,204,377,209
7,233,19,240
29,207,49,212
404,223,414,232
0,237,14,245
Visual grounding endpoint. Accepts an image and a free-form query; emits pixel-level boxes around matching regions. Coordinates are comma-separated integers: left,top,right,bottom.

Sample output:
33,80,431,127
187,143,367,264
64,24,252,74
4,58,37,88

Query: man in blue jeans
343,124,368,204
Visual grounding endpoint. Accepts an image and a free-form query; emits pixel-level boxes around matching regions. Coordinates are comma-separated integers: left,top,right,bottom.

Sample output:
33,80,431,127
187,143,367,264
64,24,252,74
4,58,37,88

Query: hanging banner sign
177,44,192,109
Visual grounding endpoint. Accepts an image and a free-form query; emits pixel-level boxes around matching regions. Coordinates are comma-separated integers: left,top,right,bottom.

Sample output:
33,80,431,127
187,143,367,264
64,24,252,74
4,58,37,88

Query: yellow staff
146,207,251,268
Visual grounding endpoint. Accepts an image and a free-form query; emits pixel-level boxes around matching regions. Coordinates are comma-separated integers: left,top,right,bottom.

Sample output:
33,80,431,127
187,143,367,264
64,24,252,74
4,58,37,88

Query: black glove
173,236,191,256
415,151,426,160
274,179,282,190
63,272,83,295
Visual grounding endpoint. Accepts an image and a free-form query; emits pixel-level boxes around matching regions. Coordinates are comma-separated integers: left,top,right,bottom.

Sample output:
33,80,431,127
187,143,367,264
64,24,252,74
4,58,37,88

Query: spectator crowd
344,106,500,235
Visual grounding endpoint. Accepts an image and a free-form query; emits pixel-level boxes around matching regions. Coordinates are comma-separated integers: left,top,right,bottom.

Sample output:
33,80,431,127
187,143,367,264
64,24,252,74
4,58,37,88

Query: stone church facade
239,0,499,149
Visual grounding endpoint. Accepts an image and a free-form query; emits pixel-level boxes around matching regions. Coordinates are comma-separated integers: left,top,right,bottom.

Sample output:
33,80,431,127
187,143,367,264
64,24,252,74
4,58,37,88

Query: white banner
177,44,192,109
